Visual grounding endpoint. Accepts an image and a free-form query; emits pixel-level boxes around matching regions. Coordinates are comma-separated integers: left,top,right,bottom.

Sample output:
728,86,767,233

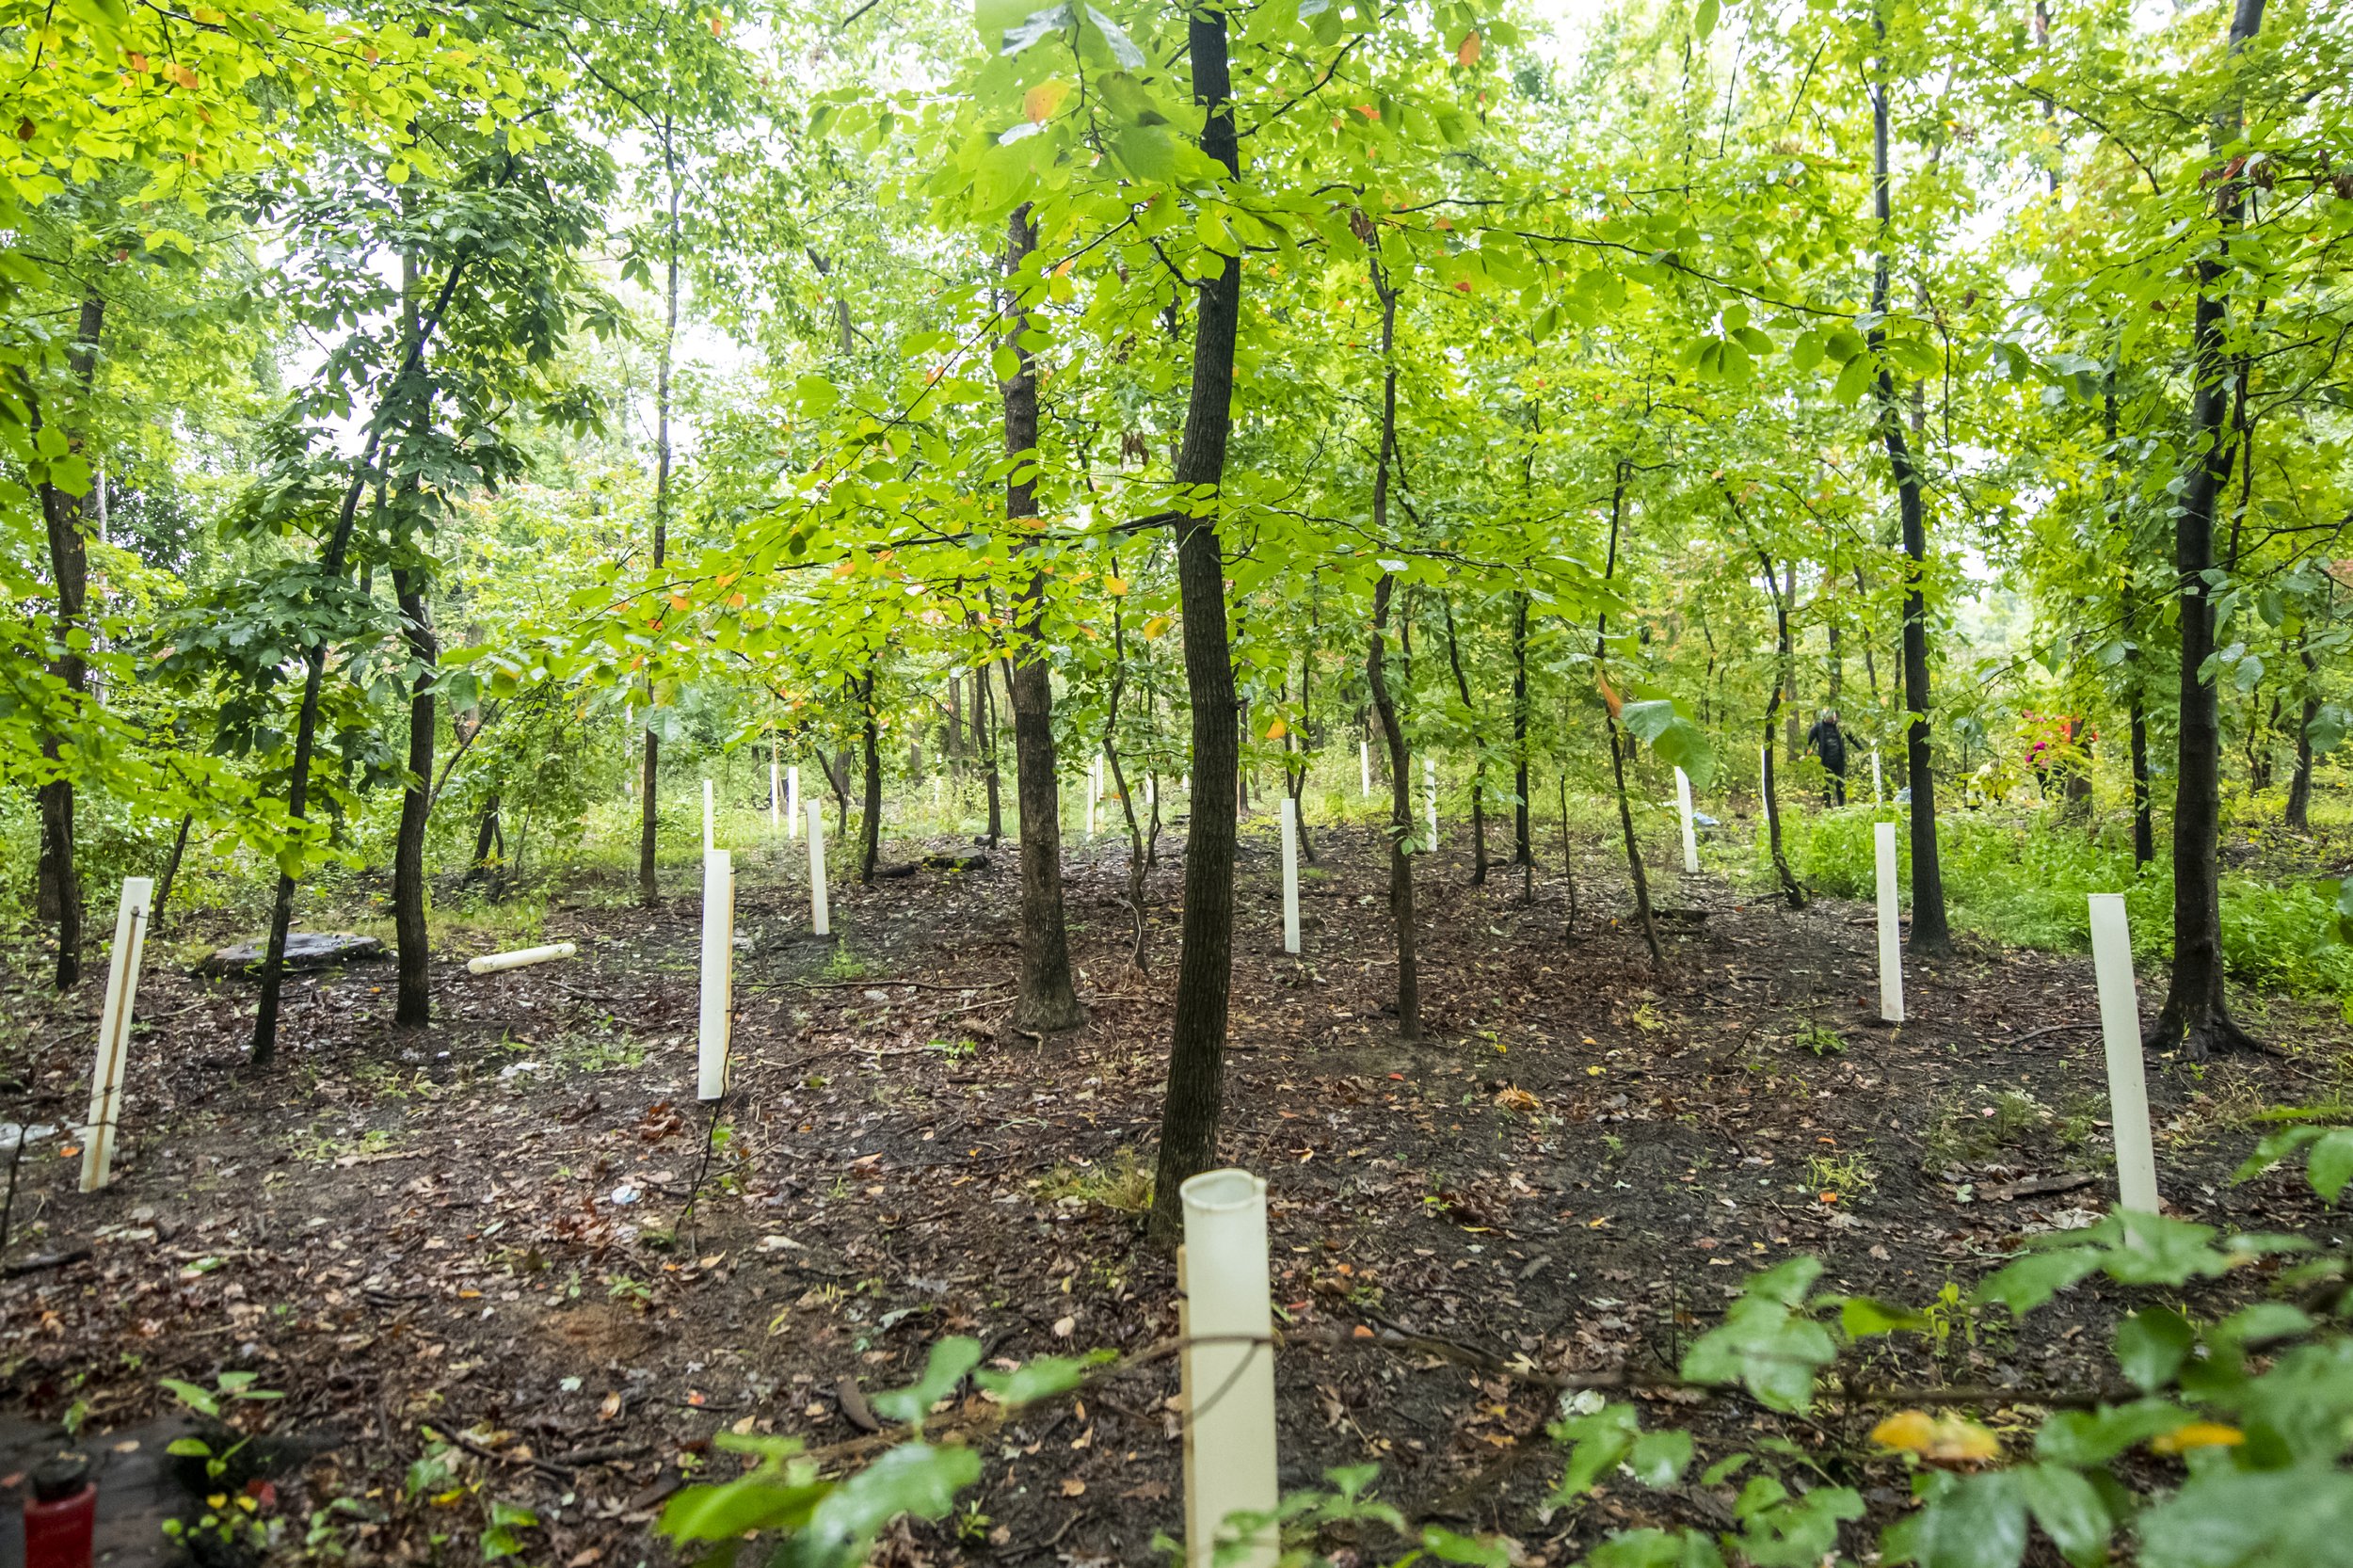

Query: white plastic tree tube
466,942,577,975
1279,797,1301,954
806,799,830,936
624,705,634,798
1146,776,1157,809
79,877,152,1193
1874,821,1904,1024
1675,767,1699,873
770,758,782,833
787,765,801,839
1872,747,1884,804
2089,894,2160,1214
702,778,716,854
697,851,733,1101
1422,758,1437,847
1179,1169,1277,1568
1360,740,1371,798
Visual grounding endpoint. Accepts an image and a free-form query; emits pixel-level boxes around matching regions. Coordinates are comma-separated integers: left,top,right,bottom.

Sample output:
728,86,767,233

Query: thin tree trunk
1512,590,1533,870
152,813,193,934
1360,257,1419,1038
999,207,1083,1029
1597,464,1665,957
978,660,1003,845
2152,0,2266,1058
1369,575,1420,1039
2286,624,2319,832
1148,4,1244,1243
252,258,468,1066
638,130,682,908
1440,592,1488,885
467,794,504,885
1105,569,1149,970
858,663,883,884
1869,19,1950,956
33,291,104,989
1755,556,1808,911
392,568,436,1026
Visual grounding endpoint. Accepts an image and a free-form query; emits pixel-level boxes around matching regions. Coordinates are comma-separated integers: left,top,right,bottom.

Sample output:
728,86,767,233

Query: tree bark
34,291,104,989
1148,3,1244,1244
1870,19,1951,956
2152,0,2266,1058
392,568,437,1026
999,206,1083,1029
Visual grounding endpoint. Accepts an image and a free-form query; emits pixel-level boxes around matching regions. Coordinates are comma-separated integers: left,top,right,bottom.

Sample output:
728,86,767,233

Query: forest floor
5,806,2350,1567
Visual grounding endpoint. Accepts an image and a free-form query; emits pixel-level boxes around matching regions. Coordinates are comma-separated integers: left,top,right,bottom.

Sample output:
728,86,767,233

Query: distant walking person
1804,708,1849,806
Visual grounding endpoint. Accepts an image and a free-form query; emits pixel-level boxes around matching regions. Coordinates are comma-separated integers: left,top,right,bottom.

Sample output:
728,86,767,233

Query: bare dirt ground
6,808,2346,1566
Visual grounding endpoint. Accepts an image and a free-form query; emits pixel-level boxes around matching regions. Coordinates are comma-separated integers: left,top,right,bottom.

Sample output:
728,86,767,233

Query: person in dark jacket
1804,708,1849,806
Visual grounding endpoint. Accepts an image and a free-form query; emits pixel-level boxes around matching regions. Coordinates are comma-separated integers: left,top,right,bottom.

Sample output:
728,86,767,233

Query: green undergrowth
1773,806,2353,1015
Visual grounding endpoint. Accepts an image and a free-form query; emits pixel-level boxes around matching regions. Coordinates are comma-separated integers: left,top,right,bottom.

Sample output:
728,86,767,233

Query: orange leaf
1456,29,1482,67
1266,717,1289,739
1595,672,1624,719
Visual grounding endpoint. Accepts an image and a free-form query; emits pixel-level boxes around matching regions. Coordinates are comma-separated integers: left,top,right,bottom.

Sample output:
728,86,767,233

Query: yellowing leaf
1265,717,1289,739
1456,29,1482,66
1103,574,1128,595
2151,1422,2244,1454
1142,616,1170,638
1871,1410,2000,1464
1023,79,1071,124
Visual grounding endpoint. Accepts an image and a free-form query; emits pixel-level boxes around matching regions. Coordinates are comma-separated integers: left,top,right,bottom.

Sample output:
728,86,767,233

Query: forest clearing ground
6,814,2350,1565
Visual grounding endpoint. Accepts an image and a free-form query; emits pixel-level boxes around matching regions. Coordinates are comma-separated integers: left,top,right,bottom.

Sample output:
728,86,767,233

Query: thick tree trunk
392,568,437,1026
1147,5,1244,1243
34,292,104,989
999,207,1083,1029
2152,0,2266,1058
1870,28,1950,956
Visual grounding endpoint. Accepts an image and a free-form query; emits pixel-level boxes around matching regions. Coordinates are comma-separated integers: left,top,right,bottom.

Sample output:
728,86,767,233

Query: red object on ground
23,1456,95,1568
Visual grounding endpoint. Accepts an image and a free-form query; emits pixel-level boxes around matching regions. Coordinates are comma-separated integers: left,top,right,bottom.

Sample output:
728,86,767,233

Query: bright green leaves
1679,1257,1837,1413
871,1337,983,1424
973,1349,1115,1406
1619,698,1715,789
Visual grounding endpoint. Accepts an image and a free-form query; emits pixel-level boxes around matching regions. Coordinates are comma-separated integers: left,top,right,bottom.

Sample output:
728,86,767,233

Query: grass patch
1033,1148,1154,1215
